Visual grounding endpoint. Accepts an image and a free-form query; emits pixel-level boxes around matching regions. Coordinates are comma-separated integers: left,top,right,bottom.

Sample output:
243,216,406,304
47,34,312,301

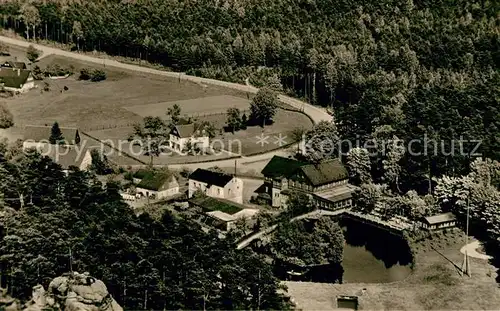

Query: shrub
91,69,107,82
63,86,69,91
0,104,14,128
79,68,92,80
43,82,50,92
26,45,40,62
32,65,43,80
43,64,73,77
79,68,107,82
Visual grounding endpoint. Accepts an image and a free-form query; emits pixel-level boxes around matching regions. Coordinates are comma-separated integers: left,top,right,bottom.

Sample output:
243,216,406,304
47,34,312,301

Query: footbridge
236,208,414,249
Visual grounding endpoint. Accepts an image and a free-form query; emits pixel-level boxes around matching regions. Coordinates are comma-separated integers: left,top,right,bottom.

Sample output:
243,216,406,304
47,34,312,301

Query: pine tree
49,122,64,144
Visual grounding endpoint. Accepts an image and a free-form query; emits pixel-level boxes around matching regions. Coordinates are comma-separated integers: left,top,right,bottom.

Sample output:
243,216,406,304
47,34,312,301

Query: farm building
28,144,93,174
421,212,457,231
22,125,81,149
189,196,259,231
257,155,357,209
0,67,34,93
169,123,209,152
188,168,243,204
135,171,180,200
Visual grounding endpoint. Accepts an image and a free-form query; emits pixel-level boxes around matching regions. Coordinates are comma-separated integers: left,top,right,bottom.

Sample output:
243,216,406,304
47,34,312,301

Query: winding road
0,35,332,170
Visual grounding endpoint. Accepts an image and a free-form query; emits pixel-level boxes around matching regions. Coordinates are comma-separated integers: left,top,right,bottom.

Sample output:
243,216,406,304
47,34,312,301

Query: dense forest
0,0,497,193
0,144,290,309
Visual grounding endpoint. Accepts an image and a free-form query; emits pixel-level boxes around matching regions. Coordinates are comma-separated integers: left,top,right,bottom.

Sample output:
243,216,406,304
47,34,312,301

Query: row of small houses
19,124,457,233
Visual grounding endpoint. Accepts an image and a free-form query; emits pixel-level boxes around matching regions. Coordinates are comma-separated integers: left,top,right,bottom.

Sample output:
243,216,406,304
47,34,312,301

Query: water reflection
262,216,413,284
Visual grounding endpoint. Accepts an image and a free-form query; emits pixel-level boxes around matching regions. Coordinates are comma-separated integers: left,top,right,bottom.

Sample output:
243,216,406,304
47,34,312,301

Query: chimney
17,68,20,76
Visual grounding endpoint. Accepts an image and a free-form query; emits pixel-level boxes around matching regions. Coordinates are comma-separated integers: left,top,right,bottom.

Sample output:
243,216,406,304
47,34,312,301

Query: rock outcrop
22,272,123,311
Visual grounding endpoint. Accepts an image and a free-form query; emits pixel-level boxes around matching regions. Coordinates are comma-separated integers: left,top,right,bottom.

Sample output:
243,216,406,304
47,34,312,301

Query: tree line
0,141,290,310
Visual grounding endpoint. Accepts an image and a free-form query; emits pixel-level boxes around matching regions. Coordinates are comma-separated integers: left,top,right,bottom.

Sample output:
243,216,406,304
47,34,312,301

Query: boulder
22,272,123,311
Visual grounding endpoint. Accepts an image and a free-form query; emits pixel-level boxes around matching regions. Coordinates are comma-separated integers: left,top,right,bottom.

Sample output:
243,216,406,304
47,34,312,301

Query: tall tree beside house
90,149,112,175
49,122,64,144
249,88,278,127
346,147,372,185
26,45,40,63
226,107,242,133
166,104,181,128
129,116,166,165
302,121,339,163
0,105,14,129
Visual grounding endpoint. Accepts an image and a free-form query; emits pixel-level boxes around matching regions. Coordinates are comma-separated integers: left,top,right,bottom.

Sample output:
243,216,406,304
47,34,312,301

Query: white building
169,124,209,152
135,171,180,200
188,168,243,204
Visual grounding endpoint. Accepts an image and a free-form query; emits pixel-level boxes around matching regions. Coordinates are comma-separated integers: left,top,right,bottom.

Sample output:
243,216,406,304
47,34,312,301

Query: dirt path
460,240,492,260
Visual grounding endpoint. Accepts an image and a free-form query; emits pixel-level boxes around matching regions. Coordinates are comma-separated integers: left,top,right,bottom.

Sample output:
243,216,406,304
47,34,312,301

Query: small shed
421,212,457,231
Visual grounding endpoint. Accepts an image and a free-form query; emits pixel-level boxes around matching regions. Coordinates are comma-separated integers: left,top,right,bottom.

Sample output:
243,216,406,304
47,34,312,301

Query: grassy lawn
2,52,312,161
2,54,248,131
86,108,311,158
284,230,500,310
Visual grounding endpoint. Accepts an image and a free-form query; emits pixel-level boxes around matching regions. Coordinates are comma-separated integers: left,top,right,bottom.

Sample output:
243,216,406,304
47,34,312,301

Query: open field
285,230,500,310
87,108,311,158
2,54,249,131
1,52,312,161
123,95,250,117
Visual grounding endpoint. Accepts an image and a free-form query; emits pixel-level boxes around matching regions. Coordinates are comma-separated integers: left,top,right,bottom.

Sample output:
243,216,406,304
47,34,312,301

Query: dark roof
171,123,208,138
261,156,307,179
34,144,90,169
23,125,80,145
133,169,151,179
261,156,348,186
423,213,456,225
299,159,348,186
137,172,178,191
189,168,234,187
189,196,244,215
0,68,31,88
2,61,27,69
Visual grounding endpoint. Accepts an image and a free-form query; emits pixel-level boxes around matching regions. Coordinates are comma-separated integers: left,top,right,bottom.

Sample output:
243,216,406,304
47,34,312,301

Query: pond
341,217,413,283
267,216,413,284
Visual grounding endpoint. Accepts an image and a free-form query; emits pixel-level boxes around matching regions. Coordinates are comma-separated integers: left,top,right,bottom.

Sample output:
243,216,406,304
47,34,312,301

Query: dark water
268,217,413,284
341,217,413,283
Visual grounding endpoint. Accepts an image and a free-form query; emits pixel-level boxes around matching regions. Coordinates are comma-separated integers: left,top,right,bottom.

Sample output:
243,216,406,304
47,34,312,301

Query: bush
43,82,50,92
79,68,92,80
0,104,14,128
79,68,107,82
26,45,40,62
32,65,43,80
91,69,107,82
43,64,73,77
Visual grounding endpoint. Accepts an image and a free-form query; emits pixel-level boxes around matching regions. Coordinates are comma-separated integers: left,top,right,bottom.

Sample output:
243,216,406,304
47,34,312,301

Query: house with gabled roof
28,144,93,175
0,67,34,93
135,171,180,200
188,168,243,204
257,155,357,209
22,125,81,149
168,123,209,152
1,60,27,69
421,212,456,231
